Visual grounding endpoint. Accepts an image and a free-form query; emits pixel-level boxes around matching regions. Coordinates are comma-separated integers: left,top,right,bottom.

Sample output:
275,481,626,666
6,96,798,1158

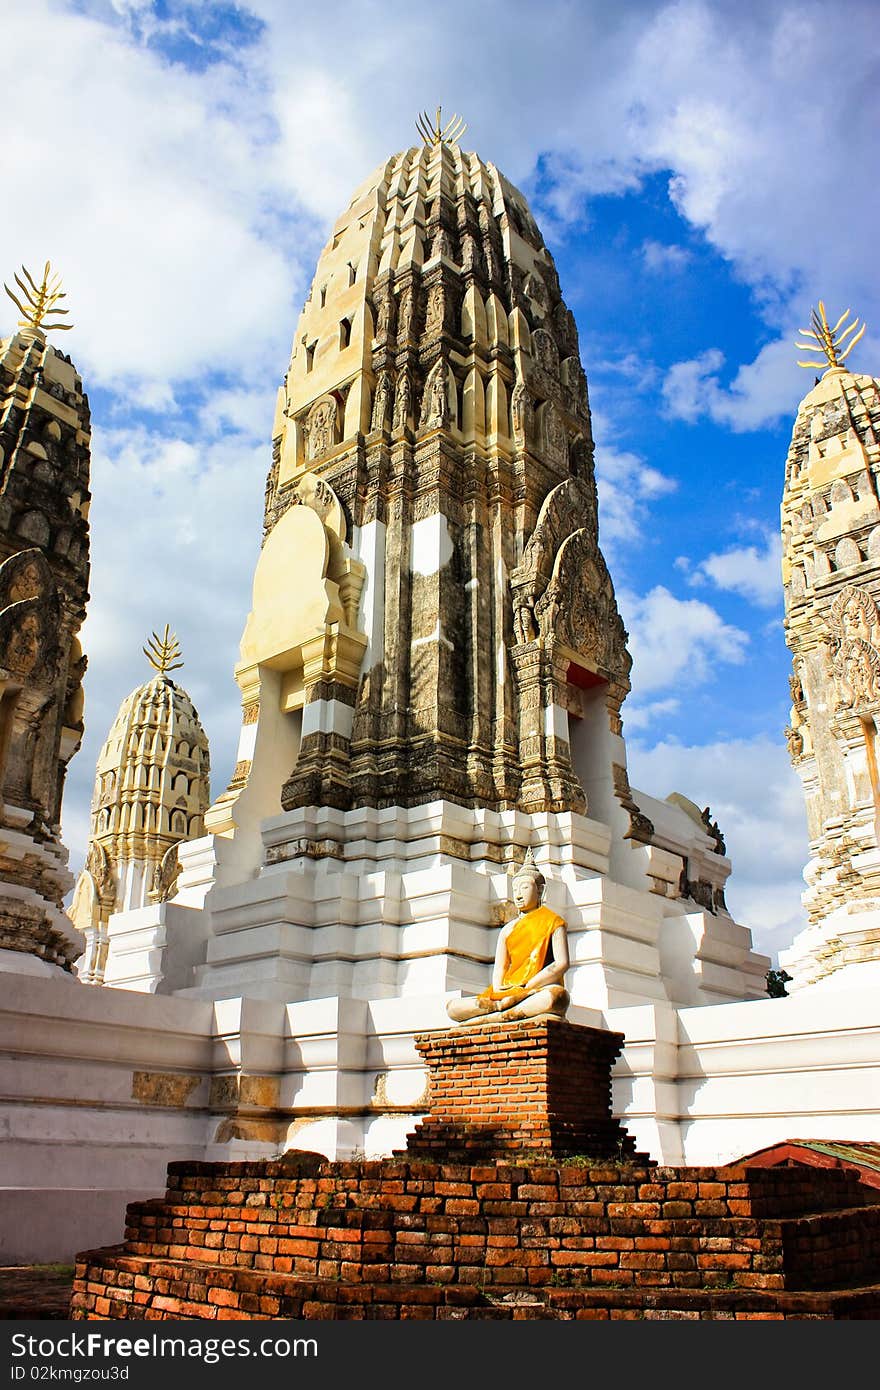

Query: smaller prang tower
71,629,210,985
779,303,880,990
0,264,90,975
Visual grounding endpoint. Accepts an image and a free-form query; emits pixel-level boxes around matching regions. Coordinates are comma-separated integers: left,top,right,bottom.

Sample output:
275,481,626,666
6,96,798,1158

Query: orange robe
477,904,565,1006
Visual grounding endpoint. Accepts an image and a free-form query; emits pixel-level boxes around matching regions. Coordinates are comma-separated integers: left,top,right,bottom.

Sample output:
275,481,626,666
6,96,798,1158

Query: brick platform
67,1021,880,1320
406,1018,640,1160
70,1156,880,1319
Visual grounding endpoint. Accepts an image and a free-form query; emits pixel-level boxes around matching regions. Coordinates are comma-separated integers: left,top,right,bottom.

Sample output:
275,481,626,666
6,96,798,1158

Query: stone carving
523,272,549,322
373,285,393,338
425,282,445,335
150,843,180,904
295,471,344,538
510,381,531,449
306,396,338,460
461,230,482,276
533,530,630,684
828,583,880,711
419,359,450,429
531,327,559,373
701,806,726,856
393,370,412,430
511,477,615,668
446,850,569,1024
539,400,567,464
397,287,414,341
371,370,392,431
612,762,655,845
430,225,452,262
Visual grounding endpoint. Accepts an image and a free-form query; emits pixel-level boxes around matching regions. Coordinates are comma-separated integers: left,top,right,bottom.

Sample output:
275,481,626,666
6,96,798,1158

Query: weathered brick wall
70,1156,880,1320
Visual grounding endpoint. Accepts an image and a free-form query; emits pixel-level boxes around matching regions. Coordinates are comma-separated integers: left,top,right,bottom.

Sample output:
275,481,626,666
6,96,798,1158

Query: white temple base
167,800,768,1011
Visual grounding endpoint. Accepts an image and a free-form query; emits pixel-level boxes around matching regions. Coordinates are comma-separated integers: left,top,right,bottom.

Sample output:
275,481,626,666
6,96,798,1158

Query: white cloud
1,2,308,397
626,734,809,959
642,239,692,273
63,420,265,868
620,696,681,732
620,585,749,695
661,336,843,432
592,408,677,557
688,532,782,608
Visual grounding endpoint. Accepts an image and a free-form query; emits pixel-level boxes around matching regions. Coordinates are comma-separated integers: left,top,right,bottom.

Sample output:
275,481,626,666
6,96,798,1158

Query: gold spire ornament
796,301,866,371
416,106,467,149
3,261,73,335
143,625,184,677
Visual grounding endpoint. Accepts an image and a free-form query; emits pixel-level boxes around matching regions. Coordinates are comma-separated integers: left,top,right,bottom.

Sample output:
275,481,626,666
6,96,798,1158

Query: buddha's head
512,850,544,913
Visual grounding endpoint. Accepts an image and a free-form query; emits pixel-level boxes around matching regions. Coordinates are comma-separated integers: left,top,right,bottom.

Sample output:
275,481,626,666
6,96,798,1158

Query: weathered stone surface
778,364,880,988
0,327,91,970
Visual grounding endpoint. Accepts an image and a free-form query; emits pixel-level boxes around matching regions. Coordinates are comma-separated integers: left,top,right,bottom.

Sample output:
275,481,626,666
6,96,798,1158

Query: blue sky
4,0,878,960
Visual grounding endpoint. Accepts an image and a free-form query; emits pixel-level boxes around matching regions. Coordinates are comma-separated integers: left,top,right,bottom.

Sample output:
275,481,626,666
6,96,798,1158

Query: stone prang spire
779,309,880,990
0,267,90,974
209,132,631,838
71,633,210,986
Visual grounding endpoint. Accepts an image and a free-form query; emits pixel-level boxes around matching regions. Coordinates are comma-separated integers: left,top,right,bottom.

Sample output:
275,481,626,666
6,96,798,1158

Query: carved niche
419,359,451,430
371,370,393,431
828,583,880,712
393,369,413,431
530,328,559,375
305,396,339,461
0,549,64,815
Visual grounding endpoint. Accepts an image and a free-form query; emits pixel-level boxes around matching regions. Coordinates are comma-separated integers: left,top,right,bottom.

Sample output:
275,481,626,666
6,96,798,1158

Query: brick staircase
69,1019,880,1320
70,1154,880,1320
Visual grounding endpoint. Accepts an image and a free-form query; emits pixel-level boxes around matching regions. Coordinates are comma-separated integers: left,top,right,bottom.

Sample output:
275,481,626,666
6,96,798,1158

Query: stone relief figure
306,397,338,461
425,283,445,336
371,370,392,431
392,370,412,431
447,851,569,1024
419,359,449,430
373,285,393,339
828,584,880,711
397,287,413,341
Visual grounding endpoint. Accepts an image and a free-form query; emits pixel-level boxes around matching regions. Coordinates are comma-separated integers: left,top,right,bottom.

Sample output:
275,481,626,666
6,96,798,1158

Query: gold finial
416,106,467,149
3,261,73,335
796,301,866,371
143,624,184,677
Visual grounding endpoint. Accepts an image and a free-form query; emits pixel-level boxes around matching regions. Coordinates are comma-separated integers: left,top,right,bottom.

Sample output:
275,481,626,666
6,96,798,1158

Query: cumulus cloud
641,239,692,273
62,420,266,867
661,337,838,432
686,532,783,608
620,585,750,696
595,447,677,556
626,734,808,959
1,2,307,398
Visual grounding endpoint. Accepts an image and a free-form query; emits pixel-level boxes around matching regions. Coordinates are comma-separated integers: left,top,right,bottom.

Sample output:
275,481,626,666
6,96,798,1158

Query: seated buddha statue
446,850,570,1024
